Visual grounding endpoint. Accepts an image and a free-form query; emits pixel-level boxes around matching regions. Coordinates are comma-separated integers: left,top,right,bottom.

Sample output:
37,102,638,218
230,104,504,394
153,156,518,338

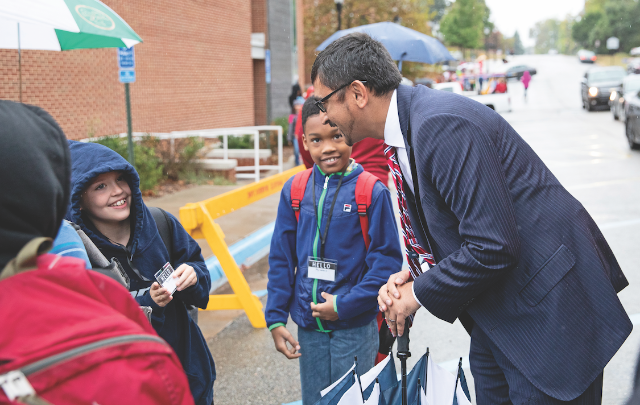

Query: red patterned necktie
383,143,435,280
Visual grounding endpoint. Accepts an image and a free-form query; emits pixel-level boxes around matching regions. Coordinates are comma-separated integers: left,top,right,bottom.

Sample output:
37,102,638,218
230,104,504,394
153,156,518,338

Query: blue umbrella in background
316,21,455,70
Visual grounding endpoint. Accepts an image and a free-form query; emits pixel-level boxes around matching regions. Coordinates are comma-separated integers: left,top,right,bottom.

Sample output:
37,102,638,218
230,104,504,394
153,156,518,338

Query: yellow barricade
179,165,305,328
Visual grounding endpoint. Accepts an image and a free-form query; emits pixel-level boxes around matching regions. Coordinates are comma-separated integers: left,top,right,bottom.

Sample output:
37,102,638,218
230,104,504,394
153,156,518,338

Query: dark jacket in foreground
394,84,631,400
65,141,215,405
266,163,402,331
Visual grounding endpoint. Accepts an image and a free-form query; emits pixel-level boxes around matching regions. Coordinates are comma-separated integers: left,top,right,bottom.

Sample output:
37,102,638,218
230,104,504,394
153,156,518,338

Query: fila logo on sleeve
343,204,352,212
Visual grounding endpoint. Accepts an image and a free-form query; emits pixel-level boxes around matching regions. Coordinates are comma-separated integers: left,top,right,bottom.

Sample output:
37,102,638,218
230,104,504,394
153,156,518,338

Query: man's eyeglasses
314,80,367,113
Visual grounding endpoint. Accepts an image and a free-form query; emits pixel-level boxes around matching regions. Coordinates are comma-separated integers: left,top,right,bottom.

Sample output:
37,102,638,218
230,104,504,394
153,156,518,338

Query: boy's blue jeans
298,318,378,405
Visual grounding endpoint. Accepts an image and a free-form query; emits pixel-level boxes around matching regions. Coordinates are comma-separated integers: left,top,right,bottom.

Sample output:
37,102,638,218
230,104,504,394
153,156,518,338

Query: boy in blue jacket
266,98,402,404
65,141,215,405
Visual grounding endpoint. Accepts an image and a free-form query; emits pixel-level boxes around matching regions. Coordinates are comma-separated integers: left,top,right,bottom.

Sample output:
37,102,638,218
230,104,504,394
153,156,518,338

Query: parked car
414,78,434,88
505,64,537,80
627,58,640,74
433,81,511,114
581,66,626,111
624,91,640,150
610,74,640,121
577,49,597,63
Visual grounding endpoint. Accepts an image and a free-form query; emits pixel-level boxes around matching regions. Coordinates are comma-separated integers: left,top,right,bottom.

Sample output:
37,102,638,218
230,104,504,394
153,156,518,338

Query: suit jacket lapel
395,85,439,263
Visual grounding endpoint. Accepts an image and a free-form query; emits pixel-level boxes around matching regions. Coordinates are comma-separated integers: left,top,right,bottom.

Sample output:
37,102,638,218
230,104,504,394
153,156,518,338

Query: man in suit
311,32,632,404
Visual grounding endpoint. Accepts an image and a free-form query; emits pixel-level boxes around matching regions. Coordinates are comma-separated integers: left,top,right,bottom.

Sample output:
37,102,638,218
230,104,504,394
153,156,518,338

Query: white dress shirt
383,90,414,194
382,89,428,307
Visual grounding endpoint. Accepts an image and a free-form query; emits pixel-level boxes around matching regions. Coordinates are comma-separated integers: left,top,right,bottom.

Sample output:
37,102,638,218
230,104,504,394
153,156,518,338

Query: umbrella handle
397,318,410,354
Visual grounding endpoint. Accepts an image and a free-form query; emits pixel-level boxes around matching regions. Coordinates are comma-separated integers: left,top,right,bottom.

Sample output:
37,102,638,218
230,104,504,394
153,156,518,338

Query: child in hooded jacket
266,98,403,405
65,141,215,405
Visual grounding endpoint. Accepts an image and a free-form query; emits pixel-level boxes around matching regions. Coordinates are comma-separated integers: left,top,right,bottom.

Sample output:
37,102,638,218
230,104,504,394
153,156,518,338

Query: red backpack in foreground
0,238,194,405
290,168,394,364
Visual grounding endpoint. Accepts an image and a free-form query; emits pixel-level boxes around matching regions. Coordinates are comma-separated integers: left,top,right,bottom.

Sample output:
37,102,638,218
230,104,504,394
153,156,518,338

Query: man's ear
350,80,369,110
302,134,309,151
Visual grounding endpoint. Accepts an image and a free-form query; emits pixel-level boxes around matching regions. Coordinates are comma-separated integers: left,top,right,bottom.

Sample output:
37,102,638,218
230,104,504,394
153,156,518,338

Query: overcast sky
484,0,586,47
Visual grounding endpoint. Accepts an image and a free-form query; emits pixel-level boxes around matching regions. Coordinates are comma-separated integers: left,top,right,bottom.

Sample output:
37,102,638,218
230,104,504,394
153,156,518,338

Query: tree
513,31,524,55
302,0,436,82
439,0,484,51
572,12,602,49
529,19,560,54
589,0,640,53
430,0,449,22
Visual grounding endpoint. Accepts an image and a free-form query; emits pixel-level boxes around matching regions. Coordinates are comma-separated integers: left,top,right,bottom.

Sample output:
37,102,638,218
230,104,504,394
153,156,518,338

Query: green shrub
272,116,289,146
218,134,255,149
154,137,205,180
94,135,164,192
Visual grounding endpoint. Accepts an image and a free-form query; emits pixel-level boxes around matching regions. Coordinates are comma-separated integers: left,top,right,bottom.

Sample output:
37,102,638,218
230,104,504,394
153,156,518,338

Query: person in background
51,220,91,268
288,83,302,112
288,96,305,166
493,78,507,94
522,70,531,100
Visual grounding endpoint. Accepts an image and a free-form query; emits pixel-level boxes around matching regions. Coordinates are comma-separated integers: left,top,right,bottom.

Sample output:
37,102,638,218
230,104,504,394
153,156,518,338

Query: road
210,54,640,404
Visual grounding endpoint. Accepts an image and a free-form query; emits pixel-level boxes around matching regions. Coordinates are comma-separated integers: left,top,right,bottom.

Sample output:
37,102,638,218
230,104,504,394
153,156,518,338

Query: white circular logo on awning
75,5,115,30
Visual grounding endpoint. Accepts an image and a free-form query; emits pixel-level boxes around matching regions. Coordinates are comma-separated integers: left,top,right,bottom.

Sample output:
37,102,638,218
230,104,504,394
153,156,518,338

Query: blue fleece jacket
266,163,403,332
65,141,215,405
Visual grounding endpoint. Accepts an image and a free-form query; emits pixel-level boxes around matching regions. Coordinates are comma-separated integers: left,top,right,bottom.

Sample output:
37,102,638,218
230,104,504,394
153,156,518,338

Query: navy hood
0,101,71,269
66,141,152,275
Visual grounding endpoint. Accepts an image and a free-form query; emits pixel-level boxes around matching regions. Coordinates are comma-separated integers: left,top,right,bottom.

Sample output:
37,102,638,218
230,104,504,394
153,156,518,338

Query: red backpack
0,239,194,405
290,168,379,249
290,169,393,364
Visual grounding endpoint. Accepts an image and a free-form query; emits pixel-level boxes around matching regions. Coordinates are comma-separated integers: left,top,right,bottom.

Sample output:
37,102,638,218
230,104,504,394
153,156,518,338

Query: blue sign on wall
265,49,271,84
119,70,136,83
117,47,135,69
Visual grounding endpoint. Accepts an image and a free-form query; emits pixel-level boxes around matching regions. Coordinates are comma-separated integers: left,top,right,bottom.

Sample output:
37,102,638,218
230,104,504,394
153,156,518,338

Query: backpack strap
149,207,175,264
355,171,380,251
290,168,313,222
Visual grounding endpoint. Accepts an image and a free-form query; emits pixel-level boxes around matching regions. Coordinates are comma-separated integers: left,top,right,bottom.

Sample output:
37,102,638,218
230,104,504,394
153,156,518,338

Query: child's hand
270,326,301,359
174,264,197,291
150,282,172,307
310,292,339,321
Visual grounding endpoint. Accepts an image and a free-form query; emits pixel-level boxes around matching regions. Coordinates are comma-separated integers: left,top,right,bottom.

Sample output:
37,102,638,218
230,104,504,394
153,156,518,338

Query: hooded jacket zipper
312,174,332,332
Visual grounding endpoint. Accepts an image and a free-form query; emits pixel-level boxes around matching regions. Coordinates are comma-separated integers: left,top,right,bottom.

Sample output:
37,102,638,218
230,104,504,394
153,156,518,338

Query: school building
0,0,299,140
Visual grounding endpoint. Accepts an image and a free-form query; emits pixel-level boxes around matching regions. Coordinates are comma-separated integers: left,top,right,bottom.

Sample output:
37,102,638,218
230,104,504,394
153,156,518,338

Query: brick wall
0,0,255,140
253,59,267,125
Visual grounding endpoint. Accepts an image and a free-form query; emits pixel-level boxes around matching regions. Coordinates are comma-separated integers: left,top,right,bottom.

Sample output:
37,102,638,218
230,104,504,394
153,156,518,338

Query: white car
433,82,511,113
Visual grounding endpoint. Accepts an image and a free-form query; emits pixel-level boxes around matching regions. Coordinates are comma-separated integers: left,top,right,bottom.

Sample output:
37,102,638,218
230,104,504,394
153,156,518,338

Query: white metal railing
82,125,283,183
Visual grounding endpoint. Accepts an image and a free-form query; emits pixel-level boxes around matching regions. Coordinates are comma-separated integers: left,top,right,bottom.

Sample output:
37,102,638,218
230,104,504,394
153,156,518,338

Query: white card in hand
154,263,178,295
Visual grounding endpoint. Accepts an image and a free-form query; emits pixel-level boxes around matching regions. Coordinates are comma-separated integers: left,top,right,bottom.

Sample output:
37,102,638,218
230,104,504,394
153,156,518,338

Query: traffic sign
607,37,620,51
119,70,136,83
265,49,271,84
117,47,135,69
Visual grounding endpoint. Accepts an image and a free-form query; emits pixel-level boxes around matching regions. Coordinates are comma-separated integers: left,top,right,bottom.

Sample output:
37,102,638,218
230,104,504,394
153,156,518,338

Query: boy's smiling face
80,171,132,224
303,113,352,174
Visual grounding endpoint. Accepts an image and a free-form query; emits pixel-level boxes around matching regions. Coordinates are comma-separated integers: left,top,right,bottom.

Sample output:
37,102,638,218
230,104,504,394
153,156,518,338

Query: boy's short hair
301,97,321,133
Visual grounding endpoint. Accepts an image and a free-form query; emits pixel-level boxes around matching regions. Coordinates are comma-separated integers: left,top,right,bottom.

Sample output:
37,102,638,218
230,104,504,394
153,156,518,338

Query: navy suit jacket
395,84,632,400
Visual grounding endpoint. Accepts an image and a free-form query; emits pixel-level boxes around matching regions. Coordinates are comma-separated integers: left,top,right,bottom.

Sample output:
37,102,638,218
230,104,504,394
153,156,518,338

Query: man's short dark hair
301,96,322,133
311,32,402,100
